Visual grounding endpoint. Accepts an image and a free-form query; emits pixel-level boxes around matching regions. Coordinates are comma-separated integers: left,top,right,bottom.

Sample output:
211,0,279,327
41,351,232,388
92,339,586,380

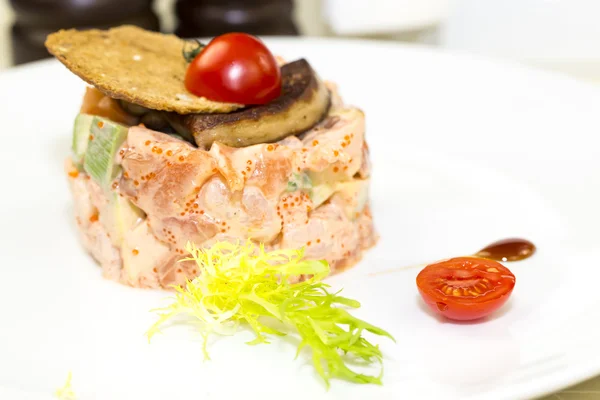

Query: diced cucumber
83,117,128,188
100,193,145,247
71,114,95,167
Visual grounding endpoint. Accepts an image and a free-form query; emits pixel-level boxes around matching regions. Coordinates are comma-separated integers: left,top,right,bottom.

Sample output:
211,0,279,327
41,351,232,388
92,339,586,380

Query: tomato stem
183,39,206,63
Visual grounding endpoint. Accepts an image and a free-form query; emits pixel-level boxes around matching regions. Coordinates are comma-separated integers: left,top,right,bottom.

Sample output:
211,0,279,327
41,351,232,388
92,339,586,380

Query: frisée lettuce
146,240,394,386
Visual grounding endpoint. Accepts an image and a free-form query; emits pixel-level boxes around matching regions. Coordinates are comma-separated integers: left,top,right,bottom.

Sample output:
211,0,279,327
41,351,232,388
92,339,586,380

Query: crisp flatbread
45,25,242,114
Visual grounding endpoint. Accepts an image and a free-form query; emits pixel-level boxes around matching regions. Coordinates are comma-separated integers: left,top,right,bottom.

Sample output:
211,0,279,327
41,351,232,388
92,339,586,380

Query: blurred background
1,0,600,83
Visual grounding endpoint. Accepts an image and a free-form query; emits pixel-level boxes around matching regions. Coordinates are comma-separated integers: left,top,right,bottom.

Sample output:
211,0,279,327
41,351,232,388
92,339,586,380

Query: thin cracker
45,25,242,114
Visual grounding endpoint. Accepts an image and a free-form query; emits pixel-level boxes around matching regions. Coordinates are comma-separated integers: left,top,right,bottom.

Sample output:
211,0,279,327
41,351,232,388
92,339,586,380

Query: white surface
442,0,600,62
1,38,600,400
323,0,449,34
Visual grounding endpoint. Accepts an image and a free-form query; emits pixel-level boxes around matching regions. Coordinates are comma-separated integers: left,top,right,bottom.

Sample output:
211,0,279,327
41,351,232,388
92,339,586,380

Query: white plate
1,38,599,400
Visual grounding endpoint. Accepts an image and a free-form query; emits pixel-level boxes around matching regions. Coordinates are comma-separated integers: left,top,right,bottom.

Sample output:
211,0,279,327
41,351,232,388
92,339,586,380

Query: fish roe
267,145,274,151
145,140,151,146
312,140,319,146
68,170,79,178
166,150,173,156
89,214,99,222
132,249,139,255
97,121,104,128
179,156,185,162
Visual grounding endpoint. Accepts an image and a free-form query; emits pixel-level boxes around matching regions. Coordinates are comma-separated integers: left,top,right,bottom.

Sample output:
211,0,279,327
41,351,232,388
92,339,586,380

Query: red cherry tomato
416,257,516,321
184,33,282,105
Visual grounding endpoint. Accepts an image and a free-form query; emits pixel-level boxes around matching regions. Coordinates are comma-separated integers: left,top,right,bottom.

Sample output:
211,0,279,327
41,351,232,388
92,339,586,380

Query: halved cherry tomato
416,257,516,321
184,33,282,105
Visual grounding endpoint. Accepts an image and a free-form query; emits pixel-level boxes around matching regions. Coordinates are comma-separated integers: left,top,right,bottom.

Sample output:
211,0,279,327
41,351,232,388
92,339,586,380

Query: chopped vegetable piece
71,114,94,168
100,193,144,247
286,172,312,192
83,117,128,188
146,241,394,386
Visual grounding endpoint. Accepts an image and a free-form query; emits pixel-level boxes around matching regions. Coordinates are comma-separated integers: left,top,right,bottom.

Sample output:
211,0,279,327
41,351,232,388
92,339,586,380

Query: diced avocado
310,183,335,208
83,117,128,188
122,221,170,285
100,193,145,247
306,171,336,207
286,172,312,192
287,171,334,208
71,113,95,168
332,179,370,219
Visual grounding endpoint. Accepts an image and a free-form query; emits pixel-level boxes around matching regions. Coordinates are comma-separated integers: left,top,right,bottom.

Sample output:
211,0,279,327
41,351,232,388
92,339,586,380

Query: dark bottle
175,0,299,38
9,0,160,65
